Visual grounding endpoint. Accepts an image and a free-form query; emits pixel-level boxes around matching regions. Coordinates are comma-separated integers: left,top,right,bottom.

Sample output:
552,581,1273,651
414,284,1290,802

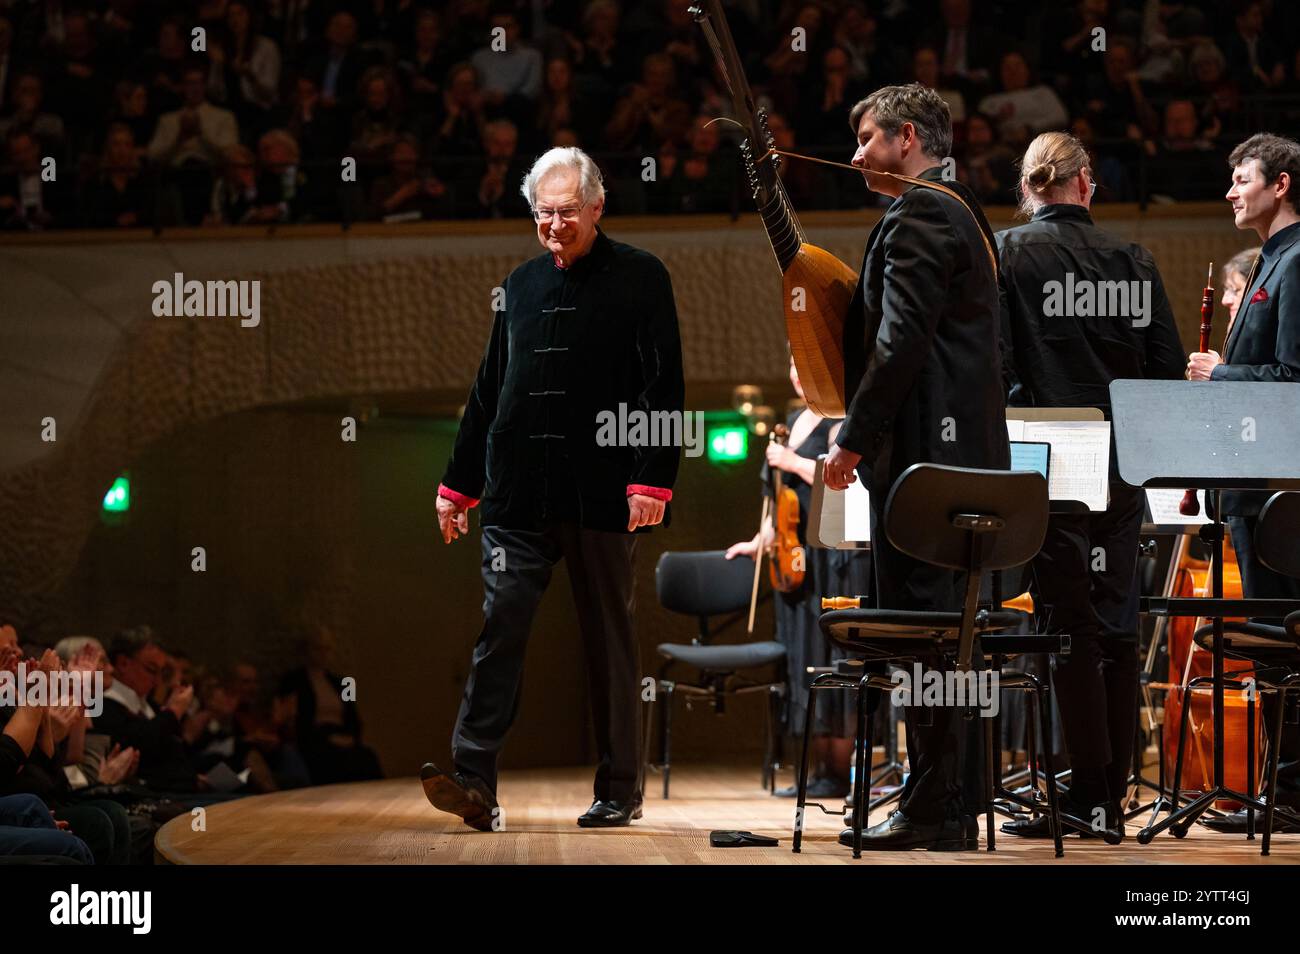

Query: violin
767,424,805,594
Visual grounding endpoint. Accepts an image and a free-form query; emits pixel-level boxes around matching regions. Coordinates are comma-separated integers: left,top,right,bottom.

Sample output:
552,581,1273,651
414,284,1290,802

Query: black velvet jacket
442,227,684,533
837,166,1011,495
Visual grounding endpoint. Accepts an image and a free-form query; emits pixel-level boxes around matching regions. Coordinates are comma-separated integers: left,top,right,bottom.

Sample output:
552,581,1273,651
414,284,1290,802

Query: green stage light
707,426,748,462
102,476,130,513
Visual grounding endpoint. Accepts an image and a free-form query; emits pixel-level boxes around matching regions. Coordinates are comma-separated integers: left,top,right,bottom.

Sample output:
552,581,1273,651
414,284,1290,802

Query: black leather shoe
774,775,850,799
1002,801,1125,842
577,799,643,828
1201,807,1300,834
838,810,974,851
420,762,499,832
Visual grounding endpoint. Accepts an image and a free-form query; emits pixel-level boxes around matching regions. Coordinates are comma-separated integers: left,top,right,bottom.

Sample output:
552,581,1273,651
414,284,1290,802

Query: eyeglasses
532,202,586,223
1088,178,1097,199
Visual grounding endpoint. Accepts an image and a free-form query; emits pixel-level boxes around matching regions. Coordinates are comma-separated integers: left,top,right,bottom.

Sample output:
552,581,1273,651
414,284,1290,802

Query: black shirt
442,227,684,533
997,203,1186,413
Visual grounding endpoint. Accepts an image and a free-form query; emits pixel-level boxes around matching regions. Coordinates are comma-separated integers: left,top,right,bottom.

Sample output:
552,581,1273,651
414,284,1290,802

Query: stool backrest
656,550,757,618
1257,492,1300,580
884,463,1049,572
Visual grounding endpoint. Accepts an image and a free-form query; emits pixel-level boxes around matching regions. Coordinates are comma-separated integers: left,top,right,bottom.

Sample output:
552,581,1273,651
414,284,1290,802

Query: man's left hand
823,444,862,491
627,493,666,531
1187,350,1222,380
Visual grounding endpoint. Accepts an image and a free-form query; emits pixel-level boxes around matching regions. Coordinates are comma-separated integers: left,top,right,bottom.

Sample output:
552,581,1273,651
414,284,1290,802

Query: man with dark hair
97,628,200,793
823,82,1008,850
1187,131,1300,831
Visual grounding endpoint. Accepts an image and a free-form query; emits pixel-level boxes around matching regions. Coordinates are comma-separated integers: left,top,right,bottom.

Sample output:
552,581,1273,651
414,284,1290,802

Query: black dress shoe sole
420,764,494,832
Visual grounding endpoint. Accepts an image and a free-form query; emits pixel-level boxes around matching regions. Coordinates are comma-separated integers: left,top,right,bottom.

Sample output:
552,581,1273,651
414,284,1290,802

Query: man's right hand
437,494,470,544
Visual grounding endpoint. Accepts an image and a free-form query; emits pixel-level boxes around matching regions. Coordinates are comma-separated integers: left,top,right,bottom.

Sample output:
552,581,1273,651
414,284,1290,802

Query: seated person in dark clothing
97,628,204,794
257,129,308,224
348,66,406,175
456,119,530,219
206,143,288,225
655,114,734,214
83,122,163,228
368,134,451,221
1144,99,1225,202
230,661,311,790
277,624,382,786
0,130,70,229
0,643,122,863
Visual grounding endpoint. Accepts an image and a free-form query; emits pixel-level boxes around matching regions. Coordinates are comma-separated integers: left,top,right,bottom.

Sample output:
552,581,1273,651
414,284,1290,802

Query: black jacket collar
1031,203,1093,224
553,226,613,276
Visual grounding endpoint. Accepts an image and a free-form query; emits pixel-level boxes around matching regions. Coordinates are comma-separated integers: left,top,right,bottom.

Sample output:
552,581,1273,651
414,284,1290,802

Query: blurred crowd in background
0,0,1298,226
1,621,381,864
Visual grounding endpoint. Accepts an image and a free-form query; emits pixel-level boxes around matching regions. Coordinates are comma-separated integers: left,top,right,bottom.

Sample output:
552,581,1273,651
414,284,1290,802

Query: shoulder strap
884,172,999,282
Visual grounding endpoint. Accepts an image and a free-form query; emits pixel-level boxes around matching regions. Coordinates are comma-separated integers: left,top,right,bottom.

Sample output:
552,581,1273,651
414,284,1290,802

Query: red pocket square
1251,287,1269,303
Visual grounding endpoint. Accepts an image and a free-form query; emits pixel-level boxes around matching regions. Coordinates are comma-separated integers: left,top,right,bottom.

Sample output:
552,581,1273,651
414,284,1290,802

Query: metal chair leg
1034,679,1064,858
662,683,675,800
792,678,822,853
1026,686,1041,805
1247,690,1257,840
1262,684,1292,857
984,710,996,852
851,677,871,858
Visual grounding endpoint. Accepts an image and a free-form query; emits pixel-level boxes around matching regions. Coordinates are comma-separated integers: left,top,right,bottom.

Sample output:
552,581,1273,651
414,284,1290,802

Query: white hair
55,635,104,663
520,146,606,209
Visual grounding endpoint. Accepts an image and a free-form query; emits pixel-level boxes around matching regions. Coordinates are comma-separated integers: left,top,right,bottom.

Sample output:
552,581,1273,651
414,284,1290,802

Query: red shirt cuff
438,483,480,509
627,484,672,502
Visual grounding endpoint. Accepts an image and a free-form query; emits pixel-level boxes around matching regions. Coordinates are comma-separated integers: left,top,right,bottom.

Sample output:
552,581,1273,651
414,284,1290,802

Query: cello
1158,531,1263,809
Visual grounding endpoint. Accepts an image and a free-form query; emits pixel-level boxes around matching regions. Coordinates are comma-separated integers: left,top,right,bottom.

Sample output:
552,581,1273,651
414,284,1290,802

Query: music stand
1126,490,1210,823
1110,380,1300,842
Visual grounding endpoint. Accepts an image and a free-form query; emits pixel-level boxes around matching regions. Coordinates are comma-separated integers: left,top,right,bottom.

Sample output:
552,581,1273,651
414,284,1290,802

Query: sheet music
843,479,871,543
1013,420,1111,511
1145,488,1210,526
809,459,871,548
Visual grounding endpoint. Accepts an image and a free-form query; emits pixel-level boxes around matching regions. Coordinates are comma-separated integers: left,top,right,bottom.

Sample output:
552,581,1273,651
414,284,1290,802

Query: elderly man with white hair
424,146,684,830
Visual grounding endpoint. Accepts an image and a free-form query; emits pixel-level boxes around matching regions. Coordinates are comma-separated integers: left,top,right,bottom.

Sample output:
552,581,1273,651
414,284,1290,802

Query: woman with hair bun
996,131,1186,841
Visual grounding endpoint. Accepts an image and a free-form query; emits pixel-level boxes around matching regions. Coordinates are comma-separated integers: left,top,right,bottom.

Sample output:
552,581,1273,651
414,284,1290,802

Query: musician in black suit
1187,132,1300,828
823,83,1009,851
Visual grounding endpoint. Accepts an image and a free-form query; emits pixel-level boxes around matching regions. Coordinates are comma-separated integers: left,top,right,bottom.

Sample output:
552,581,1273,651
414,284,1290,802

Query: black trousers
1227,514,1300,807
871,510,985,824
1030,483,1144,806
451,522,641,802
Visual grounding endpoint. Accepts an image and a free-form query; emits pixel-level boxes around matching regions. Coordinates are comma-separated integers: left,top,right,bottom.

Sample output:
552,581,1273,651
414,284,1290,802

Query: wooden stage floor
155,764,1300,865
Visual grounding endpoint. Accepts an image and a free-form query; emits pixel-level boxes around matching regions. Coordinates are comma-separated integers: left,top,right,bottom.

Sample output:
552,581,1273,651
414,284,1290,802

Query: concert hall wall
0,204,1247,770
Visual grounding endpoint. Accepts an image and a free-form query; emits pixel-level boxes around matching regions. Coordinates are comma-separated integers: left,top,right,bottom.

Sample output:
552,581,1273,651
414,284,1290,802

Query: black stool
791,463,1070,858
